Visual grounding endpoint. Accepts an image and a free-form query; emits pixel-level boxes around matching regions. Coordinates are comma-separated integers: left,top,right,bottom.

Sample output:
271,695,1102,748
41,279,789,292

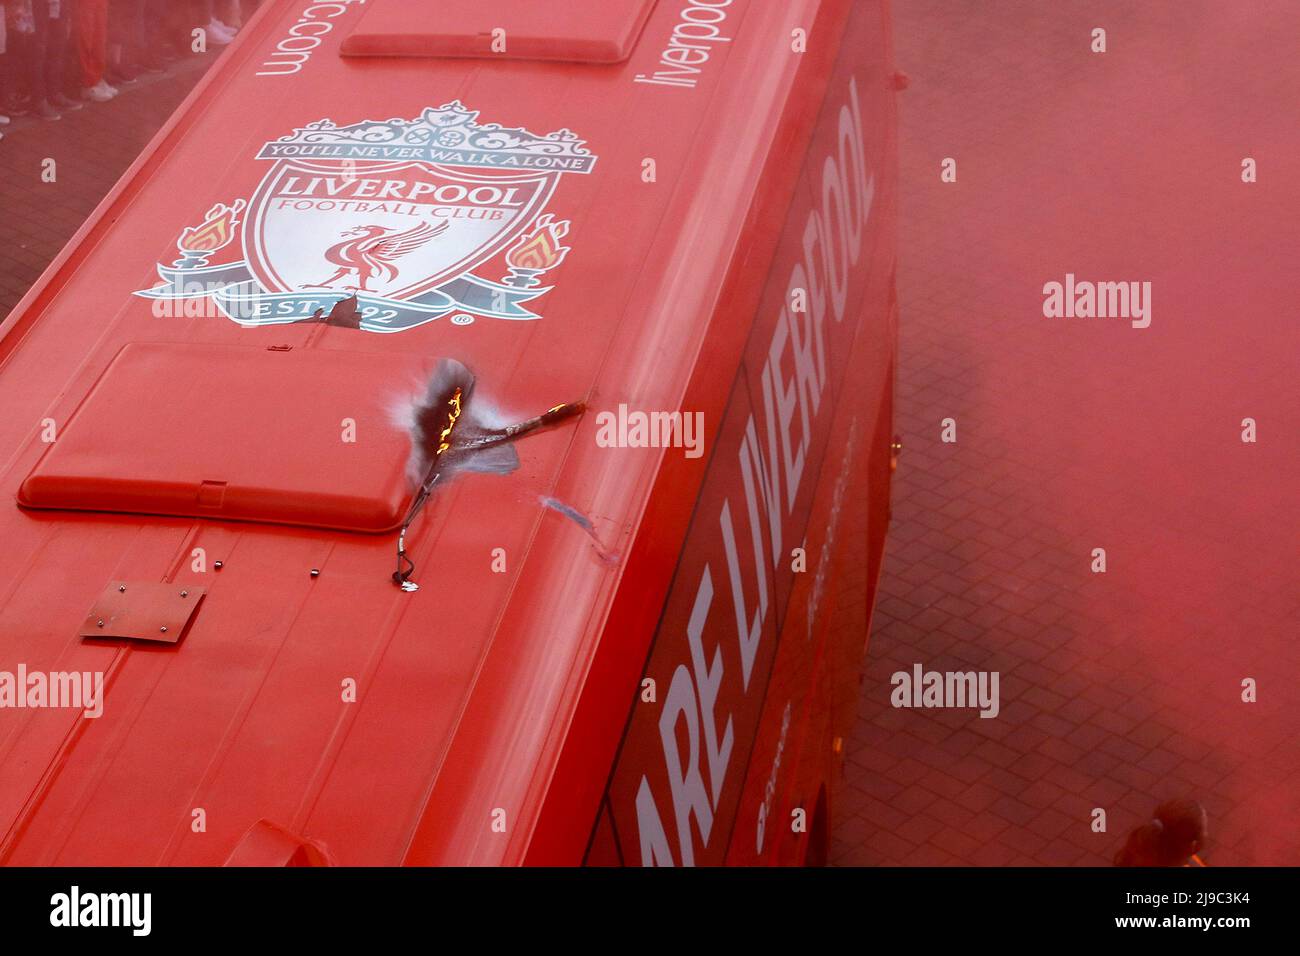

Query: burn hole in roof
339,0,658,64
18,343,419,533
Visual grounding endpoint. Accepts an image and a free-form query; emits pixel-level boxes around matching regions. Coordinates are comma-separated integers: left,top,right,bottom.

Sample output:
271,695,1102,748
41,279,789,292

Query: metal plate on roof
79,581,206,644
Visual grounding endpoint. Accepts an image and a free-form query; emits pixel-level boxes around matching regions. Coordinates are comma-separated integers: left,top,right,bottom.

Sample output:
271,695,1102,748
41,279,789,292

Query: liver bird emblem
310,221,447,292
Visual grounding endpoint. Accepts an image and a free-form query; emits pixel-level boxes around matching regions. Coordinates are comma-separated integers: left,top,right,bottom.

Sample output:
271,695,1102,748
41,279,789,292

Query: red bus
0,0,898,866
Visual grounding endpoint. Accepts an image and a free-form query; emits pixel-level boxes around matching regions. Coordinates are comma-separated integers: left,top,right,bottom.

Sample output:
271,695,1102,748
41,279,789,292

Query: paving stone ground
0,52,211,319
833,1,1299,866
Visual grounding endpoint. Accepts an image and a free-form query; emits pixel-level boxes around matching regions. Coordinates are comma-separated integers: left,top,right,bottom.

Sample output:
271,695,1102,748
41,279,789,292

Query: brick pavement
833,1,1299,866
0,52,212,319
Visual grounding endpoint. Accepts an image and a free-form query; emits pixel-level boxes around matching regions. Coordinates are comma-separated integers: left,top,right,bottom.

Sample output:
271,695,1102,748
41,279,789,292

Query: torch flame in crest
178,199,247,255
507,214,571,272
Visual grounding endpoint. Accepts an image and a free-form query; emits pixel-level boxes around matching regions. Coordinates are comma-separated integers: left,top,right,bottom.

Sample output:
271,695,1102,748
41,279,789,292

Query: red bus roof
0,0,894,865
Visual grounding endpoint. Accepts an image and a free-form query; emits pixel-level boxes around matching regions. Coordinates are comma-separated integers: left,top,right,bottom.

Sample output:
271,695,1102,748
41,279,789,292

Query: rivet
160,626,168,633
118,585,127,592
96,619,104,627
214,561,224,570
310,569,320,578
180,590,189,598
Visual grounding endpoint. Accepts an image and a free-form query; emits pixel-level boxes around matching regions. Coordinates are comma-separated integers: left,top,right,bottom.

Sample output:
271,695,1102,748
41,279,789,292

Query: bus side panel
726,266,895,866
725,357,877,866
602,367,773,867
584,800,624,867
596,2,892,866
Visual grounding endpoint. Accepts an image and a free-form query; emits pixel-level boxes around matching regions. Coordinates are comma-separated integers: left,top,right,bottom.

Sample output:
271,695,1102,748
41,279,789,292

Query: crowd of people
0,1,263,140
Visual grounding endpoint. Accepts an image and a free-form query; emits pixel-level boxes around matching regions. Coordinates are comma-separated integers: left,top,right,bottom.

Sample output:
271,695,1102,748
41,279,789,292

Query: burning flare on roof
391,359,585,590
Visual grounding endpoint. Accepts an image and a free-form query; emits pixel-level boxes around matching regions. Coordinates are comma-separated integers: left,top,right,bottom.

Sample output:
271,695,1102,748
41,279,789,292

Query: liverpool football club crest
136,102,596,332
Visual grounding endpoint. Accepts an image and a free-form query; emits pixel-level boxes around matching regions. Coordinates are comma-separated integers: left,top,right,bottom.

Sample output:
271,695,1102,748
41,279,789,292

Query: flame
507,214,571,271
437,388,463,456
178,199,246,254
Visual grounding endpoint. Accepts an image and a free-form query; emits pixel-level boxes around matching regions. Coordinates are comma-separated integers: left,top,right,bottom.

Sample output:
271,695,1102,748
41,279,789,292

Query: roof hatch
18,343,418,533
339,0,658,64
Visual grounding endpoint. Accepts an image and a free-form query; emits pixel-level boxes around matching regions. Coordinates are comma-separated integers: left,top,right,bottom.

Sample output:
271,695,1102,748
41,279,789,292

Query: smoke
871,0,1300,864
539,495,620,565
